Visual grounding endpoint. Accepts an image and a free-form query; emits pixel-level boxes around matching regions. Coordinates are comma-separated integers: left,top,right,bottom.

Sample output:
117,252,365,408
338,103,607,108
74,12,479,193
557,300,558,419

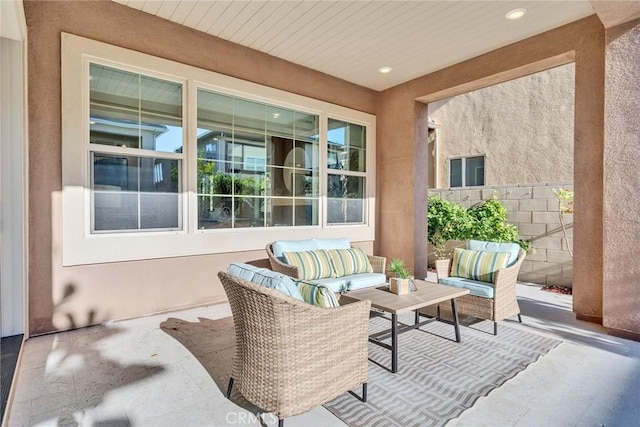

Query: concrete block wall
429,182,573,287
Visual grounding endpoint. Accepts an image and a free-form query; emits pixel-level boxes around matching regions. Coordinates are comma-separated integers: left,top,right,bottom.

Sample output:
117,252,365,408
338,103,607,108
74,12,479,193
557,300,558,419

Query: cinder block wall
429,182,573,287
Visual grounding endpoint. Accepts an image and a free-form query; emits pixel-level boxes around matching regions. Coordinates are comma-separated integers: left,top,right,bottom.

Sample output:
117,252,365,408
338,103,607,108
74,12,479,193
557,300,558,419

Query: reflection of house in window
244,156,266,172
94,155,128,190
449,155,485,187
89,117,180,232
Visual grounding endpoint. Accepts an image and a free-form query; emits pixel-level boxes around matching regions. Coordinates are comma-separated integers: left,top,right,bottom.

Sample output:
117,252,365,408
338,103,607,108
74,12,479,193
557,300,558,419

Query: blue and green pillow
283,249,336,281
297,281,340,308
327,248,373,276
450,248,510,283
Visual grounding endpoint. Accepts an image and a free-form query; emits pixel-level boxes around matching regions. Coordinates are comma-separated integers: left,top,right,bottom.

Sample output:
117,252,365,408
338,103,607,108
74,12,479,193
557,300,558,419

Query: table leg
415,309,420,324
451,298,462,343
391,313,398,373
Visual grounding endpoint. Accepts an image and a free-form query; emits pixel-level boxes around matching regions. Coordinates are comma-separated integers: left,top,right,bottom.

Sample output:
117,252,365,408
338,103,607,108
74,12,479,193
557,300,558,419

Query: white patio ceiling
114,1,595,91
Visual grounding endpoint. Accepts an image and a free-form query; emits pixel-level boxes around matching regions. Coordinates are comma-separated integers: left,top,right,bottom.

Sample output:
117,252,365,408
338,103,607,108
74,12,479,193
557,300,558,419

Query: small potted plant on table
388,258,412,295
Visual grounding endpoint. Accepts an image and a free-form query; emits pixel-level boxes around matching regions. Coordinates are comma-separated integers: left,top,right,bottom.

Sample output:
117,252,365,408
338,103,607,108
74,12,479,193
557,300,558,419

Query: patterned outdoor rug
324,313,561,427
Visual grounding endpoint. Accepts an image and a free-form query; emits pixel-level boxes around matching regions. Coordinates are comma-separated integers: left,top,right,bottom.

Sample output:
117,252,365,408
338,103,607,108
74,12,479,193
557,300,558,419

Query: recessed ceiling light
378,66,392,74
505,8,527,20
272,113,280,119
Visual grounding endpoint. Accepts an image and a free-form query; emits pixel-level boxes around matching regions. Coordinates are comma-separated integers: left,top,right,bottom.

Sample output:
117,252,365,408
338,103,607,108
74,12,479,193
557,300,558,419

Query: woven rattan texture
434,249,526,322
218,272,371,420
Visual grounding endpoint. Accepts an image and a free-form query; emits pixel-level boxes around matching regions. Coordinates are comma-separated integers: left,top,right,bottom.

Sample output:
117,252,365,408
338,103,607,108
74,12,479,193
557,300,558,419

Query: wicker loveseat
266,238,386,293
434,240,525,335
218,271,370,426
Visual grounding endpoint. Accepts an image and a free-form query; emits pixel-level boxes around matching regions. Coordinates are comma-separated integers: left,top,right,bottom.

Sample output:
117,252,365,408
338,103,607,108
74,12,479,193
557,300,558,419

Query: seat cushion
327,248,373,276
344,272,387,291
272,239,318,260
227,262,303,301
308,277,350,293
283,249,336,280
297,281,340,308
467,240,521,267
440,277,495,298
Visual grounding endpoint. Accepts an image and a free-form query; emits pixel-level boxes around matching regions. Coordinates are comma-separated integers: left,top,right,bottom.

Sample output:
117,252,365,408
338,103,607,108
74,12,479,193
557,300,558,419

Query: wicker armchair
266,243,386,279
218,272,371,426
434,248,526,335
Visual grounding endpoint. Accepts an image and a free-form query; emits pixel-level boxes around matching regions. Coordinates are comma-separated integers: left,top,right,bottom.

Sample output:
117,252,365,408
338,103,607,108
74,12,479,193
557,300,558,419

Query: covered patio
2,1,640,425
7,283,640,426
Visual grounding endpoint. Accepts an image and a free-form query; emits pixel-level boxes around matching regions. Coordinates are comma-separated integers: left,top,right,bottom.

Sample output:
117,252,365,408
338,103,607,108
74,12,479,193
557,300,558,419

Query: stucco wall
377,16,604,327
428,64,575,187
603,18,640,338
24,1,377,335
429,183,574,287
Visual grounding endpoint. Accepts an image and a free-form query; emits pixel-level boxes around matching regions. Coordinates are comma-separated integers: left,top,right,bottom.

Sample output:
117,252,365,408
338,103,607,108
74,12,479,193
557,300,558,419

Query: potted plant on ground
388,258,412,295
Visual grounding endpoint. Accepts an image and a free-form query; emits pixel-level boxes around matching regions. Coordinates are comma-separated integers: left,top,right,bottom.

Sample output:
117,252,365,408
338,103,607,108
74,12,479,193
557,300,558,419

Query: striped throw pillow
328,248,373,276
283,249,336,280
297,281,340,308
450,248,510,283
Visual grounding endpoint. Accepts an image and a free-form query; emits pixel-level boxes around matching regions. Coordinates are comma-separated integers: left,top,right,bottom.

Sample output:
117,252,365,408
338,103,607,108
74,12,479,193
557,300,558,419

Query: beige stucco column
602,18,640,339
377,16,607,328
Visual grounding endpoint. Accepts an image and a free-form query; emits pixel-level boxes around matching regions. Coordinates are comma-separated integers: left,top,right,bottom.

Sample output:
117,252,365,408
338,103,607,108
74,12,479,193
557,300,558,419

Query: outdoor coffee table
341,280,470,373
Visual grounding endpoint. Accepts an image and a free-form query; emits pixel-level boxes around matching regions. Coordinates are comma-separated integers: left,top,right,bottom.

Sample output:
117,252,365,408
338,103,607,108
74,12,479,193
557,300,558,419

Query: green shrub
427,195,473,259
428,194,531,259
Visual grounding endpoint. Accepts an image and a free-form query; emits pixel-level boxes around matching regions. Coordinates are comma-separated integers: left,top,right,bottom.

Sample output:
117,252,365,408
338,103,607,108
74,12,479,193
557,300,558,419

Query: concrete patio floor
6,283,640,427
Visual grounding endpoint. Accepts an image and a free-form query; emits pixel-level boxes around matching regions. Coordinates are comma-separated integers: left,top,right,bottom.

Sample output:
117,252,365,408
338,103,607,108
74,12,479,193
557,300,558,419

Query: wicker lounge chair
218,271,370,426
434,246,526,335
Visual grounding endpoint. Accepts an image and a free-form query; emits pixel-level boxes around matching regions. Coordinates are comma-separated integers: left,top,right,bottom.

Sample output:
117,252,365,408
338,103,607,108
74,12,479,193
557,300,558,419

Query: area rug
323,313,561,427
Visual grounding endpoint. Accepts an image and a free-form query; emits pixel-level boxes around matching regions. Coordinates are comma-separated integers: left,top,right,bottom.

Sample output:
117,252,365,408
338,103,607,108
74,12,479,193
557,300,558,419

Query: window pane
198,195,232,229
94,192,138,231
266,198,294,227
295,199,319,226
268,167,292,196
89,63,183,153
450,158,462,187
198,90,233,128
197,127,231,162
295,140,319,171
92,154,180,231
295,112,319,143
234,98,265,133
327,119,366,172
195,89,320,230
140,192,179,229
236,171,265,196
234,131,265,172
267,136,294,168
327,175,365,224
465,156,485,186
266,106,294,138
235,197,264,228
211,171,234,195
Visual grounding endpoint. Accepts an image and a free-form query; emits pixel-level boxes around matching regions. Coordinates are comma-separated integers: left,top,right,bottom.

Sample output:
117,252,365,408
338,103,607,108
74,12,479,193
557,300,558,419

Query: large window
449,155,485,187
196,89,319,229
62,34,375,265
327,119,367,224
89,64,183,232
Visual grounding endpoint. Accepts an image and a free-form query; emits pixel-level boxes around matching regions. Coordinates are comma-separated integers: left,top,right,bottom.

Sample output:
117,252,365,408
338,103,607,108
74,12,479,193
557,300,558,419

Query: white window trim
61,33,376,266
448,155,485,188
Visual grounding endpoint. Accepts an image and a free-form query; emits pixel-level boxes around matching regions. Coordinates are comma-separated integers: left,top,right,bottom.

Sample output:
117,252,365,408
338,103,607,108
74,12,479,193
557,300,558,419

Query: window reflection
196,89,320,229
89,63,183,233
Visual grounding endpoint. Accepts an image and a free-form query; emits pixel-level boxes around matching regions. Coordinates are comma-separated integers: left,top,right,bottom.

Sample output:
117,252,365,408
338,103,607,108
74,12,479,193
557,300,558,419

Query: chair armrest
367,255,386,274
493,249,526,292
435,258,452,279
266,244,301,279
